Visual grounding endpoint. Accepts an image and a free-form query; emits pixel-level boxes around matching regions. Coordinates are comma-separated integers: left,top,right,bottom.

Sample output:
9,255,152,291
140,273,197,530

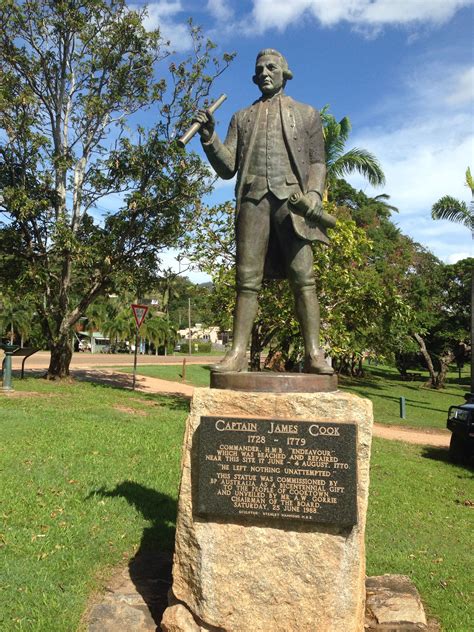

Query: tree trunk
437,351,456,389
413,333,439,387
47,335,73,379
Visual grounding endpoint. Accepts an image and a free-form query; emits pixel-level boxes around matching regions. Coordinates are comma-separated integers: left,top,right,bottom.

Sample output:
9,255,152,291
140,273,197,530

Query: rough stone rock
162,388,373,632
88,602,153,632
365,575,428,631
86,551,171,632
161,603,202,632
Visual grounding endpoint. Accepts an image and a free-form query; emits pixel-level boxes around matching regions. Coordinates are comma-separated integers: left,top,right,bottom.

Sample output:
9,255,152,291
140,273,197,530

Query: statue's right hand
193,109,215,142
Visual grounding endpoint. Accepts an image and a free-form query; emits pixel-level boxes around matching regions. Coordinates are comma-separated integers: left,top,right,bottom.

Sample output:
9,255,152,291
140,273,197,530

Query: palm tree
431,166,474,395
0,297,33,347
101,309,136,351
141,314,176,354
321,106,385,200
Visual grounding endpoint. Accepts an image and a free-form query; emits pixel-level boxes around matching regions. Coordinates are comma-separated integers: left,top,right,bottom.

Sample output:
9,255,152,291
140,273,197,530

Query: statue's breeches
236,193,316,293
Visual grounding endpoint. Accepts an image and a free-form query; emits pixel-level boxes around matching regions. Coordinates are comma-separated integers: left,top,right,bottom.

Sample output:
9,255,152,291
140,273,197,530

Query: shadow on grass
74,369,191,411
421,447,474,473
420,446,452,464
88,481,177,626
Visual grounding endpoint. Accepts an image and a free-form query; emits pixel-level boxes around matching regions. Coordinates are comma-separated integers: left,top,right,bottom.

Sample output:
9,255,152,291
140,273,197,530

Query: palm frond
329,148,386,187
465,166,474,194
373,193,398,213
431,196,472,230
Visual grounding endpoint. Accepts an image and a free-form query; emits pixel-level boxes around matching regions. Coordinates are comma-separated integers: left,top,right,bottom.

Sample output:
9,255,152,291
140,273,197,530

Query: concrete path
372,422,450,447
72,368,196,398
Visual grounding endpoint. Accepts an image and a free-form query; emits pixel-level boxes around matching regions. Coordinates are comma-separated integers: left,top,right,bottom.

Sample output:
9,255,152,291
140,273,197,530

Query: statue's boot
294,287,334,375
210,291,258,373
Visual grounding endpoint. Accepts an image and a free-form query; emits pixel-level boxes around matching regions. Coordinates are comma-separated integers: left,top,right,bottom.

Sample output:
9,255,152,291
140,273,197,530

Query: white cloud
446,251,471,263
243,0,474,34
206,0,234,22
134,1,193,52
403,63,474,111
346,61,473,262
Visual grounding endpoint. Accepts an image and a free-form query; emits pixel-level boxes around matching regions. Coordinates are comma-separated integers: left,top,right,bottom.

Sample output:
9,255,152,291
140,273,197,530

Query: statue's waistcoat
244,96,295,202
235,95,309,207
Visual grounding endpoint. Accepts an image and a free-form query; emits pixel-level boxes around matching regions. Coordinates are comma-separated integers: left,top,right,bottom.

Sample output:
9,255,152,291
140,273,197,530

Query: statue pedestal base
210,370,337,393
161,387,373,632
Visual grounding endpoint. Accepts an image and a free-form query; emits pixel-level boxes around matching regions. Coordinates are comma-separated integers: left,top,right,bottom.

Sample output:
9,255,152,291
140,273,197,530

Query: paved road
12,350,222,370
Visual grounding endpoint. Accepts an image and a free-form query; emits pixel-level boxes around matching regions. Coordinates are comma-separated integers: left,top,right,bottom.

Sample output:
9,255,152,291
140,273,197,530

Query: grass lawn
0,378,188,631
367,438,473,631
340,363,469,430
1,377,472,630
122,362,469,430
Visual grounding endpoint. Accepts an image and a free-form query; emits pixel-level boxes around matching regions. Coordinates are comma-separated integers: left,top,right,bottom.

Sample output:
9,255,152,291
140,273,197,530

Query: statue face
254,54,284,96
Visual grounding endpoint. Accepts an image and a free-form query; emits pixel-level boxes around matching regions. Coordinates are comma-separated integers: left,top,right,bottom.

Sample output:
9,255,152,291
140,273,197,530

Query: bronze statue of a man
195,49,333,375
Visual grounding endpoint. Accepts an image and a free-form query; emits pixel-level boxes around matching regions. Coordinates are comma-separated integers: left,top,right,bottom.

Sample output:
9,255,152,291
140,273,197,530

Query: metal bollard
2,352,14,392
399,396,406,419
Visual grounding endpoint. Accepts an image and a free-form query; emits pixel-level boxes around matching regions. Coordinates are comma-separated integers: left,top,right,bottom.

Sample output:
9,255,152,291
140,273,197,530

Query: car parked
446,402,474,464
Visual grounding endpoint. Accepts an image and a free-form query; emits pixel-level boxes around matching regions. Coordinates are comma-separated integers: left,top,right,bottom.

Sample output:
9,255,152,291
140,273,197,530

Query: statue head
253,48,293,96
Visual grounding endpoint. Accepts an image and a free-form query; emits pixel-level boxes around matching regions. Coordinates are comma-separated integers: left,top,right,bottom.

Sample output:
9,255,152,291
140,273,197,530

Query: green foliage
156,275,216,330
0,294,35,344
0,0,234,377
321,106,385,195
84,295,177,350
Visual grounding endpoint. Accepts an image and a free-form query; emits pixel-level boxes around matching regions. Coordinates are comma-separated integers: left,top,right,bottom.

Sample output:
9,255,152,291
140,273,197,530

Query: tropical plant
0,295,34,346
431,167,474,232
321,106,385,199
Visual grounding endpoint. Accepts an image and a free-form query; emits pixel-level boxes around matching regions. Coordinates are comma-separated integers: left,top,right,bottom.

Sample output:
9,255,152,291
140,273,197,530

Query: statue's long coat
203,94,328,244
202,94,328,277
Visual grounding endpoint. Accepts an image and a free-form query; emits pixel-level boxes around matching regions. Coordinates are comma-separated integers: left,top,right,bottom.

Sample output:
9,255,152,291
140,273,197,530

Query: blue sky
139,1,474,280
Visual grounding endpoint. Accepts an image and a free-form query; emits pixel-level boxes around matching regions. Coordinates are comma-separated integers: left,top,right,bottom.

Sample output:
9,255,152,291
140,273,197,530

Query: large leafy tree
431,167,473,392
0,0,233,378
410,258,472,388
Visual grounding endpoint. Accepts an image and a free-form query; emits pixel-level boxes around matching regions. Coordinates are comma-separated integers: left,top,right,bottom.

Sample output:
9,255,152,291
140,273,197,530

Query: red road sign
131,304,148,329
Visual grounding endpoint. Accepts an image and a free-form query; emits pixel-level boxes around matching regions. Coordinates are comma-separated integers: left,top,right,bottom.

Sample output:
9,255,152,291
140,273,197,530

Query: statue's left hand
306,194,323,221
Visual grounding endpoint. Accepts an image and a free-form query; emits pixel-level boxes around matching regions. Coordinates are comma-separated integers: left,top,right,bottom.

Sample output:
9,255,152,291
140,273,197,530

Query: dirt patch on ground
113,404,148,417
0,390,57,398
129,397,162,407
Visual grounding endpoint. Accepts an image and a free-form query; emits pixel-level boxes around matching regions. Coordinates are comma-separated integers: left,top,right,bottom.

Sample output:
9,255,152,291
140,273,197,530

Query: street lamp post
470,199,474,398
188,298,192,355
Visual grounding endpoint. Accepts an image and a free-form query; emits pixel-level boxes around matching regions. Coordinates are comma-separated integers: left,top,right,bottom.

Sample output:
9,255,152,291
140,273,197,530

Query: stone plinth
161,388,373,632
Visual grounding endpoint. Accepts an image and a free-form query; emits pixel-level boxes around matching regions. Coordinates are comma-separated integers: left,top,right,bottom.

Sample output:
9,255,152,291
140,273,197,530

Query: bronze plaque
197,416,358,526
